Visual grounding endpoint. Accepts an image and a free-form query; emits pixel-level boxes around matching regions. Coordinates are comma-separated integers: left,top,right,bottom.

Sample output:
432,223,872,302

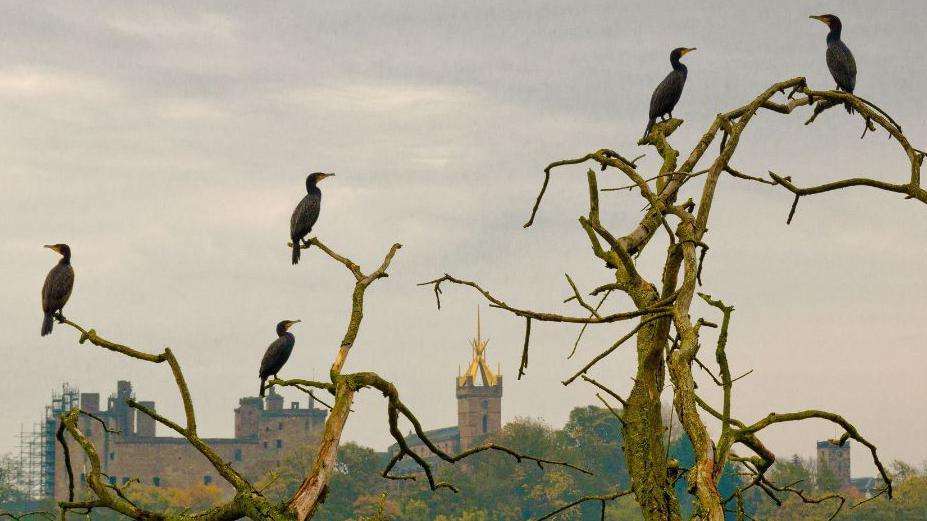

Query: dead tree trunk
424,77,923,520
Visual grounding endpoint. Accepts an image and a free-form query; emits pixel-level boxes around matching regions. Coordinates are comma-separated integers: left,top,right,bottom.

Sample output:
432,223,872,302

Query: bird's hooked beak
810,15,830,25
680,47,696,57
44,244,60,254
319,173,335,183
284,320,302,330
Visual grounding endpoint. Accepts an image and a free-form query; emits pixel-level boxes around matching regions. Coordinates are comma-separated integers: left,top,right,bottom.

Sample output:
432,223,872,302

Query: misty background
1,1,925,478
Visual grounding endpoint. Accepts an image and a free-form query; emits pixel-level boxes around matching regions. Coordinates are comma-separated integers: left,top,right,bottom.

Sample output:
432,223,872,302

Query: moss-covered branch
284,240,401,520
424,77,925,521
418,273,674,324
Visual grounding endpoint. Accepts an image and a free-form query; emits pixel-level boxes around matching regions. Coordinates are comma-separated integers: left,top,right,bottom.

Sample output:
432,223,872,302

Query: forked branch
423,76,925,521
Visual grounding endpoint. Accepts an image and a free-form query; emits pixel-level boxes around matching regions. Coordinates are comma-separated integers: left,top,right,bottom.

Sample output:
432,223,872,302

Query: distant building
816,440,851,488
850,476,881,497
388,311,503,466
51,381,325,500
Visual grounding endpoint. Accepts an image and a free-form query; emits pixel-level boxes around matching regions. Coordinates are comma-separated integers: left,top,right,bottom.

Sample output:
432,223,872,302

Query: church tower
456,309,503,450
816,440,851,488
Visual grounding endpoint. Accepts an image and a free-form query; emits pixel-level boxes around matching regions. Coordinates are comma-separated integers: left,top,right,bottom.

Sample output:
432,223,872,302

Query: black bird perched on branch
810,14,857,114
290,172,334,265
259,319,301,397
644,47,696,137
41,244,74,336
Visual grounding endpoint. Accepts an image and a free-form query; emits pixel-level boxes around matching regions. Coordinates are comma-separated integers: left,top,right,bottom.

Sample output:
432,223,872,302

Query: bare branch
568,289,612,359
50,71,925,521
595,394,625,425
57,320,251,493
288,237,362,279
527,150,647,228
517,317,531,380
562,313,671,385
419,274,673,324
269,379,337,410
563,274,601,318
0,512,54,521
285,240,401,520
526,153,596,228
55,421,74,502
770,171,927,204
288,382,355,520
582,374,627,408
375,372,593,490
536,488,633,521
738,409,892,497
755,468,846,521
723,166,776,185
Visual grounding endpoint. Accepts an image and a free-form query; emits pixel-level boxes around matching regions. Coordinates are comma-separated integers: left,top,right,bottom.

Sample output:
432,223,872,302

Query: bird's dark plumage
41,244,74,336
259,320,300,397
290,172,334,264
645,47,695,137
812,14,857,114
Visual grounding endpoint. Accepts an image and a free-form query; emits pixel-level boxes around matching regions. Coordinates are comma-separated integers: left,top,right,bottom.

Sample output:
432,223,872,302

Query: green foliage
816,461,843,493
319,443,389,519
36,416,925,521
125,483,226,513
350,492,400,521
749,456,927,521
259,409,639,520
777,454,815,488
262,406,746,519
401,498,430,521
850,474,927,521
259,441,386,519
667,434,741,520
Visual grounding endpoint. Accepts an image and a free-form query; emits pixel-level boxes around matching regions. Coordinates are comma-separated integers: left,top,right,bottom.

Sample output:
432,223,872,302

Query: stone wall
816,441,851,487
456,379,502,451
52,385,326,501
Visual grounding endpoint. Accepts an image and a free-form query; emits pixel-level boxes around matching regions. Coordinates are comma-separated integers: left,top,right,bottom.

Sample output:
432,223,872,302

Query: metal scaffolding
16,383,79,499
15,423,44,498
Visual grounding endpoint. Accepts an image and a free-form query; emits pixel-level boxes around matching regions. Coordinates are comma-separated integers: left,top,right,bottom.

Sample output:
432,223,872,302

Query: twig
55,421,75,502
568,289,612,359
562,314,670,385
517,317,532,380
535,489,633,520
419,274,673,325
582,374,627,407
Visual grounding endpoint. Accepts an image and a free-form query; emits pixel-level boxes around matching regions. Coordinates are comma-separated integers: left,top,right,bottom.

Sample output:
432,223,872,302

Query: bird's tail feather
41,313,54,336
259,378,267,397
844,101,854,115
292,242,300,265
643,118,655,138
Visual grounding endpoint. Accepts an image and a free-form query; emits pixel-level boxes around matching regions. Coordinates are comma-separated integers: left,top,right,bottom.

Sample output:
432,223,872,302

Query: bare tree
52,238,588,521
421,77,925,521
46,77,924,521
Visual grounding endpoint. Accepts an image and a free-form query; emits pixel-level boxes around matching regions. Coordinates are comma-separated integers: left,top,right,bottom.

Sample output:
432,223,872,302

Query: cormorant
810,14,857,114
644,47,696,137
259,319,301,397
290,172,334,265
41,244,74,336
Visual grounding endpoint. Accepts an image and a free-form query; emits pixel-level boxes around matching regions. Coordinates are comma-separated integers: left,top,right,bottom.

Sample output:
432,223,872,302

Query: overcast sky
2,1,925,479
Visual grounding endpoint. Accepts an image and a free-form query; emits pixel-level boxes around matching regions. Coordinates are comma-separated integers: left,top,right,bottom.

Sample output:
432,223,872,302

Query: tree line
6,406,924,520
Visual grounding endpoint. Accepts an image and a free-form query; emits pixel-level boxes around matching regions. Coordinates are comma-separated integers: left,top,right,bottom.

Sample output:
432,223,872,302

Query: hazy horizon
2,1,926,479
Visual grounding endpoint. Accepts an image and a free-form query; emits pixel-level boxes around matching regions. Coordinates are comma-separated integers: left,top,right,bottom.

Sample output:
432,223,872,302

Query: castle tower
816,440,851,488
265,387,284,411
456,309,503,450
136,401,157,437
235,397,264,439
108,380,135,437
